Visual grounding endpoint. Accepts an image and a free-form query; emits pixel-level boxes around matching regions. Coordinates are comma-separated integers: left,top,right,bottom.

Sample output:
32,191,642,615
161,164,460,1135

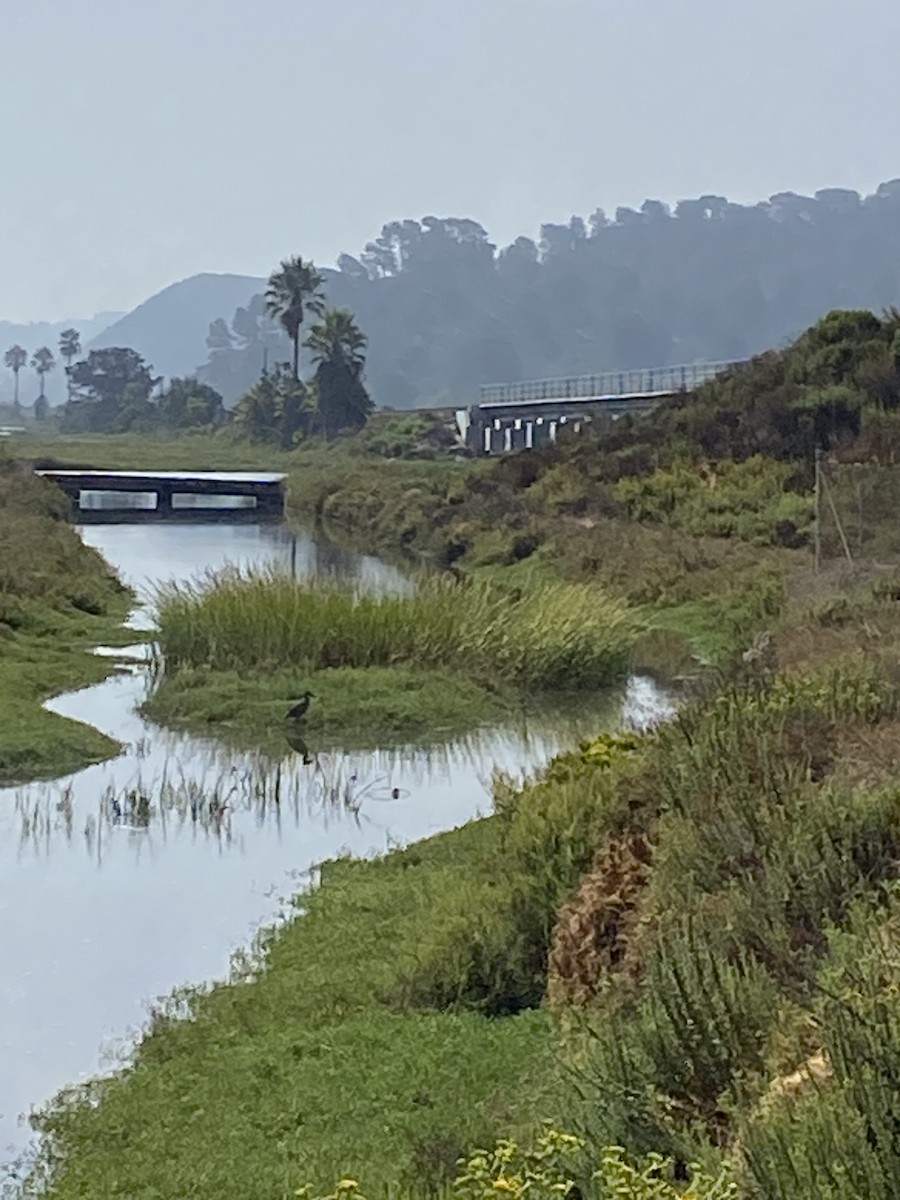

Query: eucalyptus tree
264,256,325,381
63,347,158,432
4,344,27,412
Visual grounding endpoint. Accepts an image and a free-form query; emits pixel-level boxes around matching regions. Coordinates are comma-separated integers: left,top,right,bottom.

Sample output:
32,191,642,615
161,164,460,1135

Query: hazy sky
2,0,899,321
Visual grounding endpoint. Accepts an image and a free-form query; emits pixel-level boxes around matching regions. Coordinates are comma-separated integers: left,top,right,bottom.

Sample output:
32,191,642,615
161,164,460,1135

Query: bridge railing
478,359,748,406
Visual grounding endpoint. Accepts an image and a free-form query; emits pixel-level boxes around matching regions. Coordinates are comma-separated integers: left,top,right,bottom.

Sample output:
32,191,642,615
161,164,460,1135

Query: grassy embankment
20,309,900,1197
0,454,132,785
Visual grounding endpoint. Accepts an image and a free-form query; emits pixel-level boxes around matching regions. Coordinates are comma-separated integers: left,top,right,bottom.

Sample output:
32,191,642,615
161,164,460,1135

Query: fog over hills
193,179,900,409
7,178,900,413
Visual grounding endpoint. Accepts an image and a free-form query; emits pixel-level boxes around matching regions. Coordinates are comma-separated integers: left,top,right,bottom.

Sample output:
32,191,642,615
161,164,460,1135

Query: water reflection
7,673,660,867
0,521,672,1172
82,522,411,606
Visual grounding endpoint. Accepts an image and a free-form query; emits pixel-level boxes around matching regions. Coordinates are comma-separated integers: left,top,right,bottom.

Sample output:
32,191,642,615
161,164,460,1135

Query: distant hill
88,273,264,381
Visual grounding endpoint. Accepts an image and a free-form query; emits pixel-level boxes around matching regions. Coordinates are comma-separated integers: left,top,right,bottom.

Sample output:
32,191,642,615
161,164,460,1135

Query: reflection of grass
16,754,409,858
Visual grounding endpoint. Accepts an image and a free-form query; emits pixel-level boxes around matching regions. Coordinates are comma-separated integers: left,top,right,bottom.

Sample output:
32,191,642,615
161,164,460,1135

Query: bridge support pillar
155,483,174,516
510,421,527,452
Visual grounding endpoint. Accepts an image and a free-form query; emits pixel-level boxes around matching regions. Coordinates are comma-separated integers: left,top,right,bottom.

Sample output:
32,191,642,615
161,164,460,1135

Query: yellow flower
336,1181,359,1192
492,1179,515,1192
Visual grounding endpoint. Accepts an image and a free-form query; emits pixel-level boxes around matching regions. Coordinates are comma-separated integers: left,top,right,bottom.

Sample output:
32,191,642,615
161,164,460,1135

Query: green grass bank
143,664,518,749
30,816,566,1198
0,455,132,785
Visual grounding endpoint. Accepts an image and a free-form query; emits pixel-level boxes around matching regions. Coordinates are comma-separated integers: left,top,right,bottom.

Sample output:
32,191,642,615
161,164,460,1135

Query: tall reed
154,569,636,690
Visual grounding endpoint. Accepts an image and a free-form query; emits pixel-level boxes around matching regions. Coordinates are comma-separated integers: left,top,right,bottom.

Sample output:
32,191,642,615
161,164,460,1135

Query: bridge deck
37,470,287,484
477,389,673,413
37,470,287,523
478,358,746,406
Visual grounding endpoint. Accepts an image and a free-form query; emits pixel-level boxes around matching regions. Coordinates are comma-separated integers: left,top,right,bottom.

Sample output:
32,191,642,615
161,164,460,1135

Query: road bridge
460,359,747,455
37,470,286,523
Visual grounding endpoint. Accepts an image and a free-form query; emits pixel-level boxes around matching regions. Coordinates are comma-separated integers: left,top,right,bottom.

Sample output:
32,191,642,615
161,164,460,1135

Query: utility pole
814,447,822,573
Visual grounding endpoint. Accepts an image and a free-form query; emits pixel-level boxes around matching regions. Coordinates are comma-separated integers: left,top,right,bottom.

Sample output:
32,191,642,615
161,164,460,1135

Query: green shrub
575,927,781,1154
613,457,813,546
743,898,900,1198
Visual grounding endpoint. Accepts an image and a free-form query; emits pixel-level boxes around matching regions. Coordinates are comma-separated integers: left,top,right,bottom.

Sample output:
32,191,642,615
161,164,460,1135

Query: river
0,521,672,1178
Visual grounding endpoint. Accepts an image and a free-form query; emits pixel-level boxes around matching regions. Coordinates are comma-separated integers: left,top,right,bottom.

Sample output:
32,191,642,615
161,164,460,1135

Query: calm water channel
0,522,673,1176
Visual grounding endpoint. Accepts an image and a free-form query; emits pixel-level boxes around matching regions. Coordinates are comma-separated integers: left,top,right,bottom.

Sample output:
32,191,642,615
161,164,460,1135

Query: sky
2,0,899,321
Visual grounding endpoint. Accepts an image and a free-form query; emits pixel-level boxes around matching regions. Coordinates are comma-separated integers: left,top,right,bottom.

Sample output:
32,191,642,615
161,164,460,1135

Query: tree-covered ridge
199,179,900,408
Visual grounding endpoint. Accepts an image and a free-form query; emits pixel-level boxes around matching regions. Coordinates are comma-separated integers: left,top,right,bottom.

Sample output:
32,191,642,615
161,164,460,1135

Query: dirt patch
547,832,652,1010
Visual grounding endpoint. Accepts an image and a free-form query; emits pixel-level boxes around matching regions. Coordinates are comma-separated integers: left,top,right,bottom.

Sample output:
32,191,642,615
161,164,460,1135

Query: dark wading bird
286,690,315,721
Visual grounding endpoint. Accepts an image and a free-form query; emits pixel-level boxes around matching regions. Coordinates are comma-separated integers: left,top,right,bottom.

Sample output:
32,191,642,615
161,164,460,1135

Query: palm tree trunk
13,369,19,408
292,334,300,382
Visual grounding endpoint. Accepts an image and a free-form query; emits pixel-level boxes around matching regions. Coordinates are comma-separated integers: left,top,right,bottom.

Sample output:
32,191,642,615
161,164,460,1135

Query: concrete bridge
37,470,286,523
458,359,747,455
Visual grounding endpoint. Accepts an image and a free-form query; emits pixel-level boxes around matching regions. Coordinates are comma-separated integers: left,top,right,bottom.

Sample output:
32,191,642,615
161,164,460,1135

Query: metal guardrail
478,360,748,406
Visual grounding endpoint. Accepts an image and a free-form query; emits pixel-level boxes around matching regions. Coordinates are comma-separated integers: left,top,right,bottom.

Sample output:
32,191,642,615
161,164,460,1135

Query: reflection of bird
284,727,316,765
286,690,315,721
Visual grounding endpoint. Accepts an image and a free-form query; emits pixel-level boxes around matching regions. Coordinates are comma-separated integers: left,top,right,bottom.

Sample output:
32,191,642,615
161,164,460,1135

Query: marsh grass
15,755,403,861
154,569,638,691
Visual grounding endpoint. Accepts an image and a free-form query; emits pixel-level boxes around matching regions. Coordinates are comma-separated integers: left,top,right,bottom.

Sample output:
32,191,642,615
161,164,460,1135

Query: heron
286,690,315,721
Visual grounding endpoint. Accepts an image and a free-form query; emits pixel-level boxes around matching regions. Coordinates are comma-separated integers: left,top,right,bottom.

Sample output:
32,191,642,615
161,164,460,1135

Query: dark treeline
198,180,900,408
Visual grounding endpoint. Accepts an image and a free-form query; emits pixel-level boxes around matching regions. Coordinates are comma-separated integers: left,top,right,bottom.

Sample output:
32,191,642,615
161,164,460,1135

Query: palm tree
58,328,81,399
305,308,372,438
264,256,325,381
4,345,27,413
31,346,55,403
305,308,368,377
